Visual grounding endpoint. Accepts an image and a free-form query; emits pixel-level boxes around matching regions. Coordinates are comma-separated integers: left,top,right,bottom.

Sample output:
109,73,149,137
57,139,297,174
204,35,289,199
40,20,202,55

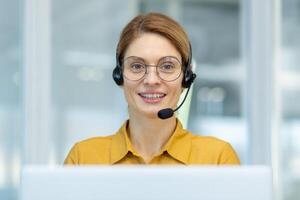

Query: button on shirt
64,119,240,165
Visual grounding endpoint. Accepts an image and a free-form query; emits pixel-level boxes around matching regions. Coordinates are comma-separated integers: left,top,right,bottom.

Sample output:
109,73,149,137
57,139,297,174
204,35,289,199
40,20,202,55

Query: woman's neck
127,113,177,163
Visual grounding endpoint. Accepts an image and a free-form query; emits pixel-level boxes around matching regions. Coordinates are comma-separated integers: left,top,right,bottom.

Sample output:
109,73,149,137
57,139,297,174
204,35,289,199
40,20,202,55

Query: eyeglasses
122,56,182,82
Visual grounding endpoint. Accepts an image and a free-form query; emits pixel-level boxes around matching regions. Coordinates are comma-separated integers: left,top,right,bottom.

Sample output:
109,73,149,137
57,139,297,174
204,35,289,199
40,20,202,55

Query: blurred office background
0,0,300,199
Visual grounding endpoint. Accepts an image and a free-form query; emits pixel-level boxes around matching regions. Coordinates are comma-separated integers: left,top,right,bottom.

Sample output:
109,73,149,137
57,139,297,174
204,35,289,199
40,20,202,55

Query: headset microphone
157,73,196,119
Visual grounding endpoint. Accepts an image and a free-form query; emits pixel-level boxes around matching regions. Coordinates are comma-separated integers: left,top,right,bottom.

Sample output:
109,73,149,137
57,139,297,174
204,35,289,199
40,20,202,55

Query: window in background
0,0,22,200
281,0,300,199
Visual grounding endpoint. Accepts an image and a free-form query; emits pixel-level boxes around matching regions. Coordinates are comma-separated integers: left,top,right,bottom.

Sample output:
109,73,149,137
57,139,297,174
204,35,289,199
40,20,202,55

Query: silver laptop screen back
20,166,272,200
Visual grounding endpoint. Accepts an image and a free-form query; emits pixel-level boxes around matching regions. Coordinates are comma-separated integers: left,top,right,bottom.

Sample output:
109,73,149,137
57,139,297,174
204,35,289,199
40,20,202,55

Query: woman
64,12,240,165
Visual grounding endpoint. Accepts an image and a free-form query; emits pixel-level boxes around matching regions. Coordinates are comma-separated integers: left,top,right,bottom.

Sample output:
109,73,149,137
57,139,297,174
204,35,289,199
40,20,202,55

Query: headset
112,42,196,88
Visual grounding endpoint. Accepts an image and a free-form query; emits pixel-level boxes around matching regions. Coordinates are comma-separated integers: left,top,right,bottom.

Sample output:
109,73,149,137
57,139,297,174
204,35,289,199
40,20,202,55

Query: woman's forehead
124,33,181,62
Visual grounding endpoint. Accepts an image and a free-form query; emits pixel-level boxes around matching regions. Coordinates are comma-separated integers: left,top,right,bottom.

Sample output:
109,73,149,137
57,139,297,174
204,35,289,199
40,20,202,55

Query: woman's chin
129,104,174,119
142,110,160,119
134,108,163,119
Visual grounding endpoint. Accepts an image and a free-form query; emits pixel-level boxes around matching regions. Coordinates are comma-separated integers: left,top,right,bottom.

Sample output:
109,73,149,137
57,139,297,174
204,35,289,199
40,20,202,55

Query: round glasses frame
122,56,183,82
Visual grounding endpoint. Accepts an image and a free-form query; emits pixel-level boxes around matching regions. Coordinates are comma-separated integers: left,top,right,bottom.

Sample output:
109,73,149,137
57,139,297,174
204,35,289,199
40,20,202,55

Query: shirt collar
110,120,132,164
110,119,192,164
160,119,192,164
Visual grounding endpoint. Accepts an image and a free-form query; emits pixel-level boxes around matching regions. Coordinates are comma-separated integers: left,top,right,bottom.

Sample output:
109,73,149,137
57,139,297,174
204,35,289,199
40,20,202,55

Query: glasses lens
123,58,146,81
157,57,182,81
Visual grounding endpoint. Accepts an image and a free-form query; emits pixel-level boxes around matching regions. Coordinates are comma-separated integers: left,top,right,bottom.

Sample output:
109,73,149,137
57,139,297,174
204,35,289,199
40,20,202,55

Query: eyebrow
124,56,145,62
124,56,182,63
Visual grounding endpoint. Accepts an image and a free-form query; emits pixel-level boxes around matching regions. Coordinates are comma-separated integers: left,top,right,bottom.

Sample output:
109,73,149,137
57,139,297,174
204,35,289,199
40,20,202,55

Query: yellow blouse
64,119,240,165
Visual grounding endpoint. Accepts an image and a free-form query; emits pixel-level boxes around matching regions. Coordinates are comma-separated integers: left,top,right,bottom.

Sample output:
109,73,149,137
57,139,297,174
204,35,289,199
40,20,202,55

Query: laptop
20,166,272,200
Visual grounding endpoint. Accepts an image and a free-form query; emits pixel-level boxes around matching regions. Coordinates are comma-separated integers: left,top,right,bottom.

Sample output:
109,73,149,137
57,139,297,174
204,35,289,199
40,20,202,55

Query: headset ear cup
182,69,192,88
112,66,123,85
182,68,196,88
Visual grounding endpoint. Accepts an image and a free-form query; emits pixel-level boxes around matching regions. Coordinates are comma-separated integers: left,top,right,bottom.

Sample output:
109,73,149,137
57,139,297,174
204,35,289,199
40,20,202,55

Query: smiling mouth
138,93,166,99
138,93,166,103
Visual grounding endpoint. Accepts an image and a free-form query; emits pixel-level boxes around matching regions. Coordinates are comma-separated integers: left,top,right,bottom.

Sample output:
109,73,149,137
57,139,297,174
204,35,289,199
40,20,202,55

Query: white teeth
140,93,165,99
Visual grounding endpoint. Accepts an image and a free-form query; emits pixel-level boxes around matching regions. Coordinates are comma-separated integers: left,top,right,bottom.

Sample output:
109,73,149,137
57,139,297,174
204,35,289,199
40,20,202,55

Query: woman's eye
130,63,145,71
160,63,175,71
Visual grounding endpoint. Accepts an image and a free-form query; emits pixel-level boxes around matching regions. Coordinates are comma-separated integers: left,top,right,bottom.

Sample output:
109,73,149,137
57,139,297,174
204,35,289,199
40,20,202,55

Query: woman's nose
143,66,161,85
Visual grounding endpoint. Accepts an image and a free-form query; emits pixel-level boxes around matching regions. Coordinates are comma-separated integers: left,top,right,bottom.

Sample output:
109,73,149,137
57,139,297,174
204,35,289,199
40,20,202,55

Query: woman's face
122,33,183,118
